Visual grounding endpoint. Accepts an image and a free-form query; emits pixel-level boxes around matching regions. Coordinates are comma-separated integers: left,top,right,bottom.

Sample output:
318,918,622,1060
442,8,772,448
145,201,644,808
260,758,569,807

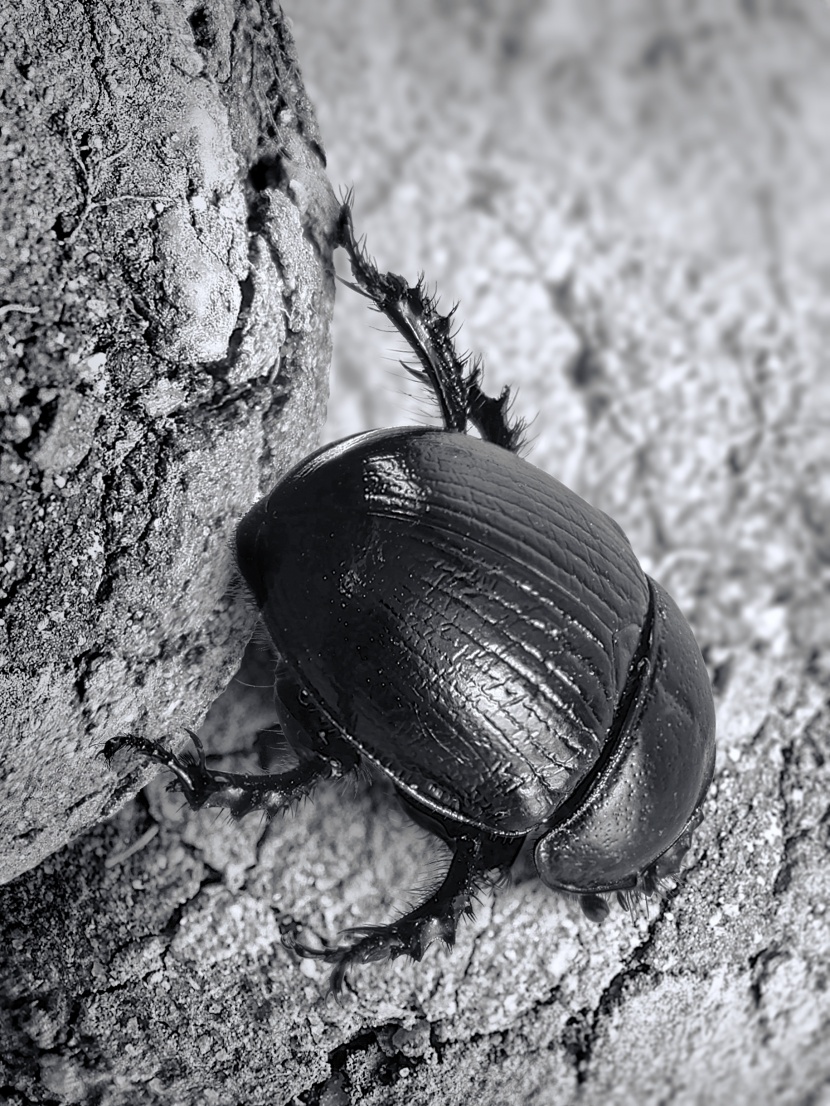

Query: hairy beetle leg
285,836,490,994
102,731,339,820
337,201,526,452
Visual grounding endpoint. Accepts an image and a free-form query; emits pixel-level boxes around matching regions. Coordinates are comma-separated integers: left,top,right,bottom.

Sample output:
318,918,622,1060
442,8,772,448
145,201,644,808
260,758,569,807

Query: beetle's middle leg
338,201,527,452
102,730,358,820
287,831,517,994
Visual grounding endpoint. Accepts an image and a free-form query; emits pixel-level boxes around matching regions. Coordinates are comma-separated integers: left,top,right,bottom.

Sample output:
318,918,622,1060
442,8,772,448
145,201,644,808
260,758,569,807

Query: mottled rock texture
2,1,829,1104
0,0,336,883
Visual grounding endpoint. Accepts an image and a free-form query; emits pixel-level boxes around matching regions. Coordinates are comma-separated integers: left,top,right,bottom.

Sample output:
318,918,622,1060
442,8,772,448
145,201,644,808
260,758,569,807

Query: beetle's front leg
103,731,352,820
286,835,494,994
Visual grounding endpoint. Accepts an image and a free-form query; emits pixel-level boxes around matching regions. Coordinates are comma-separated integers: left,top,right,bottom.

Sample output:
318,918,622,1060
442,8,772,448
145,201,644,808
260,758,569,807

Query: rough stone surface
2,1,829,1104
0,0,337,883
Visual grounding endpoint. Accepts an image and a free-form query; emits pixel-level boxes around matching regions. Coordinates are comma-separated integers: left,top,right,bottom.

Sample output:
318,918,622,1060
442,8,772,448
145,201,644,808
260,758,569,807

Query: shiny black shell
236,425,713,862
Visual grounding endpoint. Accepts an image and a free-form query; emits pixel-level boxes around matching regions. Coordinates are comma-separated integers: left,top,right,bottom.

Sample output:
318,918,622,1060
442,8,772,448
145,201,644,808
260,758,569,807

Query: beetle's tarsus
102,731,341,819
337,199,527,452
284,836,489,994
288,916,454,996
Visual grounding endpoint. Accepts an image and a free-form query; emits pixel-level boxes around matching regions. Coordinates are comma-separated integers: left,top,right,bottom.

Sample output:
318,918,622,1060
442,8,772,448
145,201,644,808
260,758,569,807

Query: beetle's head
533,579,716,922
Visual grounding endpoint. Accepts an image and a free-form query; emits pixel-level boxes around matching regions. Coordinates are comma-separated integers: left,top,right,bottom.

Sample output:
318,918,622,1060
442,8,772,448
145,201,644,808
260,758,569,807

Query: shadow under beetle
105,201,716,993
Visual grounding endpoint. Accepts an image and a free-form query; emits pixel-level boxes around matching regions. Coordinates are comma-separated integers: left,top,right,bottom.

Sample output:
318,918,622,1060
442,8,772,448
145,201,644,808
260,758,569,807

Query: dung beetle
105,202,716,992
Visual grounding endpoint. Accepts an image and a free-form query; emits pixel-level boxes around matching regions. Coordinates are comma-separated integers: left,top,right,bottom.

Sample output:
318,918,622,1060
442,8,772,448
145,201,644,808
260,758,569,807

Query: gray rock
2,1,829,1103
0,0,336,884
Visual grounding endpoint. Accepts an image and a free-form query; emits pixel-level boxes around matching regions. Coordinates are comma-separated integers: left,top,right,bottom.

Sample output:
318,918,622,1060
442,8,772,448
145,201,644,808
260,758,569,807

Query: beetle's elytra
106,202,716,992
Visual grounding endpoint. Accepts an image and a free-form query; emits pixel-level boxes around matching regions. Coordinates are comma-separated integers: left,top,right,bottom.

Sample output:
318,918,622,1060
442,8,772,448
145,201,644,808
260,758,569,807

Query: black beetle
106,202,716,992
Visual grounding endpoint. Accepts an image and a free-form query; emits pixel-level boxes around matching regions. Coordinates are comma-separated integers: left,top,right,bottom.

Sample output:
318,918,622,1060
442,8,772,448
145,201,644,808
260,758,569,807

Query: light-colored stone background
2,2,829,1103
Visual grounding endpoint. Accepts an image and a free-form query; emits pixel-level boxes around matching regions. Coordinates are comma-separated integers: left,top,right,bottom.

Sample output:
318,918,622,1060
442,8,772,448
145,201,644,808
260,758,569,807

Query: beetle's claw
281,932,339,960
283,913,456,995
101,731,224,810
282,931,359,996
100,734,134,764
101,733,177,769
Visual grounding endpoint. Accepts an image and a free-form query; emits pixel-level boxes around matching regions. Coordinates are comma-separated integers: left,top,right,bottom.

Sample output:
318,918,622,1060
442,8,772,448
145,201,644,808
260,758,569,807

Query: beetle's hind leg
338,201,527,452
102,731,354,820
286,834,503,994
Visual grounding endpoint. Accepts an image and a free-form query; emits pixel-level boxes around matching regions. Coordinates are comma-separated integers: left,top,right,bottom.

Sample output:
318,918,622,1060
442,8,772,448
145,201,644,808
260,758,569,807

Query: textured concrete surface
2,1,829,1103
